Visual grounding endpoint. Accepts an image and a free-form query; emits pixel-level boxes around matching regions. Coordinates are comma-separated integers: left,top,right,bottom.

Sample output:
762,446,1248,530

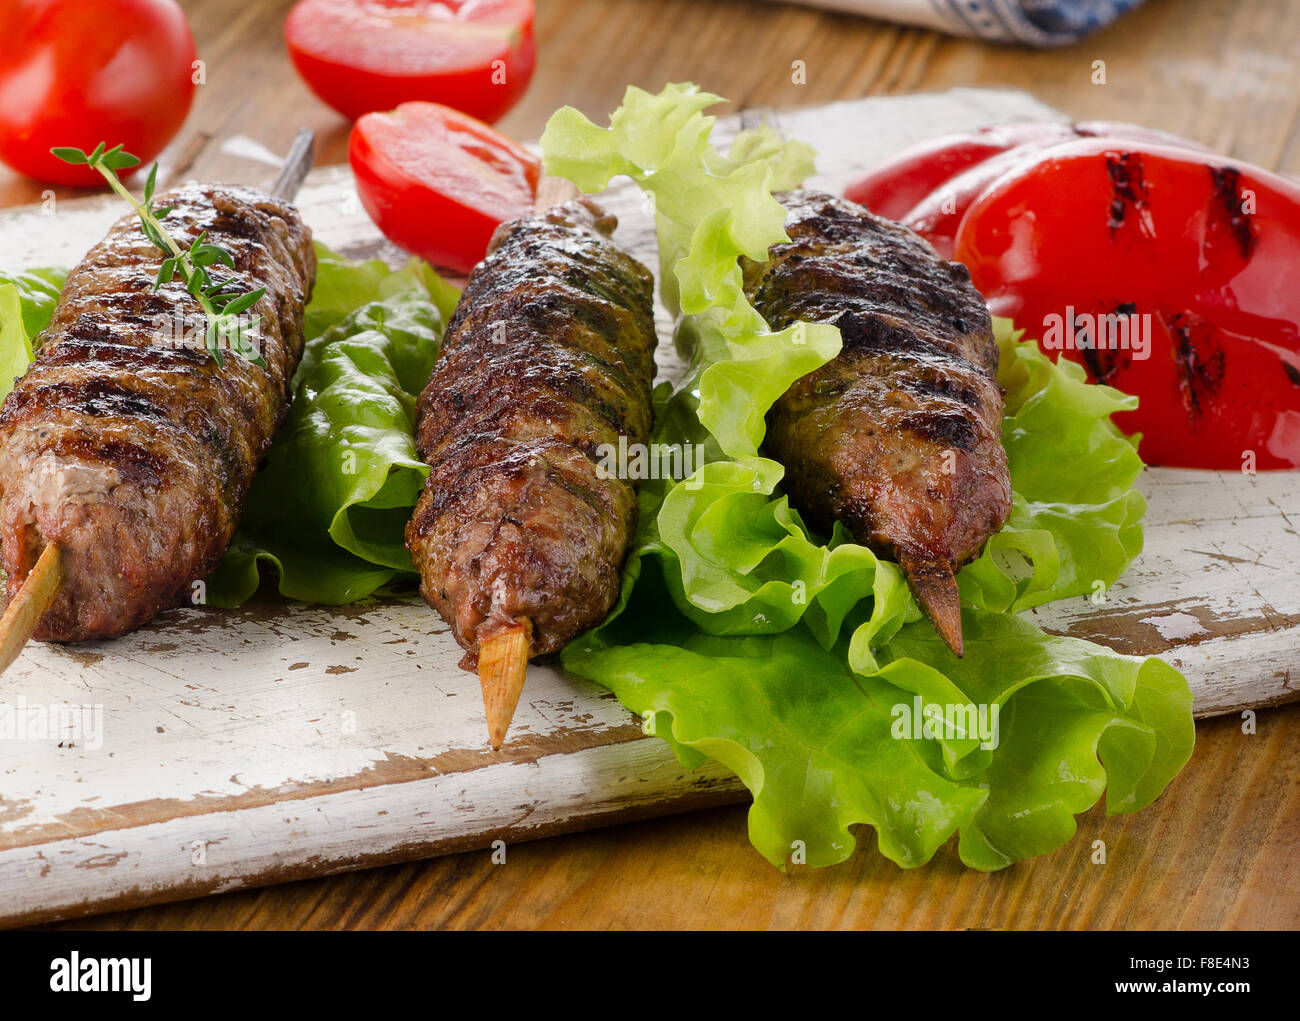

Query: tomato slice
285,0,536,123
0,0,197,187
954,139,1300,470
349,101,541,275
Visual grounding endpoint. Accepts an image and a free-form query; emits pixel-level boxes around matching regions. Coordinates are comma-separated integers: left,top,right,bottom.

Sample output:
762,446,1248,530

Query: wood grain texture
3,0,1298,930
42,707,1300,930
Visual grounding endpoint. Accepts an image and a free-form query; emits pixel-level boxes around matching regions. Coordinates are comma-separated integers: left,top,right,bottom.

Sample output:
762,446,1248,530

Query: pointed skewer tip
477,621,532,749
269,128,316,202
899,556,964,658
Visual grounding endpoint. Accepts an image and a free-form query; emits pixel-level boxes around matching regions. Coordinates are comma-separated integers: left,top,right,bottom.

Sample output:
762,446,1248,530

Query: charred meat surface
745,190,1011,654
406,198,657,667
0,183,315,641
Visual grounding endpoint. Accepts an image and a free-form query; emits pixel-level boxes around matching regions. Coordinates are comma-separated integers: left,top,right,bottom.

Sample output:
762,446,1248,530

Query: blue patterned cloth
793,0,1145,47
935,0,1143,45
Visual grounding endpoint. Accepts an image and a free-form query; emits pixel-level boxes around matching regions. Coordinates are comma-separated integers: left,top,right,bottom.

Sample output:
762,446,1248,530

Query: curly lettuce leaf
566,555,1193,871
543,83,815,319
548,82,1193,871
958,322,1147,612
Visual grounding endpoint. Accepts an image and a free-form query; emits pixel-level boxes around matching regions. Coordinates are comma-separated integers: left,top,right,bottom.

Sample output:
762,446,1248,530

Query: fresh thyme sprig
51,143,266,368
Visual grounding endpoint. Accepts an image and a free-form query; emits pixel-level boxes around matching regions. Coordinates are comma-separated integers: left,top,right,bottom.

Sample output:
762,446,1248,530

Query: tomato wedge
349,101,541,275
285,0,536,123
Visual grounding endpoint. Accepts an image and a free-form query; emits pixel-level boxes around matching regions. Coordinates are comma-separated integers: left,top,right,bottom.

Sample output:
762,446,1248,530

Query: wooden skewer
899,555,964,658
470,176,585,749
0,543,64,676
534,175,581,211
478,621,533,750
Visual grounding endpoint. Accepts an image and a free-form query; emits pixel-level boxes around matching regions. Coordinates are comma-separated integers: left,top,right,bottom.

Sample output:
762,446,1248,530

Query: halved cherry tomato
349,101,540,275
954,139,1300,470
0,0,197,188
285,0,536,123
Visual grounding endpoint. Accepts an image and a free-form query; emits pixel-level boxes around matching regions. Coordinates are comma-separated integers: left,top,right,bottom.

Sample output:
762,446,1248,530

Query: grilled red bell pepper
953,138,1300,470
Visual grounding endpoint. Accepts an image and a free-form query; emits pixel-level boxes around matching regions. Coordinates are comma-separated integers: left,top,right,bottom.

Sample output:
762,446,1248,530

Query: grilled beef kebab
0,174,315,650
745,190,1012,655
406,194,657,748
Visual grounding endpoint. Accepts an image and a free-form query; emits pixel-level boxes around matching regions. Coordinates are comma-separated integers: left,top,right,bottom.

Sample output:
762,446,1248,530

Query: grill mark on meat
0,182,314,641
431,347,645,444
4,378,169,421
36,434,169,488
899,410,979,450
836,309,991,372
38,338,226,372
897,372,981,408
406,198,657,664
747,190,1012,654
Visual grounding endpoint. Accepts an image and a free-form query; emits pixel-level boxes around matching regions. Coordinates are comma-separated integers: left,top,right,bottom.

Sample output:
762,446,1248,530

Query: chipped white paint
0,90,1296,926
1,599,650,831
1027,468,1299,714
1140,612,1211,642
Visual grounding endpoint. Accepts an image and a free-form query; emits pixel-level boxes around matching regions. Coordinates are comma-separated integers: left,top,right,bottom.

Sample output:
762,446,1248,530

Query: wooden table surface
11,0,1300,930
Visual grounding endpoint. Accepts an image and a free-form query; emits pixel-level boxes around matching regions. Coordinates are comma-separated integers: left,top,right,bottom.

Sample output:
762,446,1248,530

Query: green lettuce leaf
306,247,460,339
0,268,67,401
958,322,1147,612
546,82,1194,870
565,555,1193,871
207,249,456,605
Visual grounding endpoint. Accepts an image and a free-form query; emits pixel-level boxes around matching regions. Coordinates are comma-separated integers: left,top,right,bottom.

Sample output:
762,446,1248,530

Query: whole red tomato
0,0,197,188
286,0,536,124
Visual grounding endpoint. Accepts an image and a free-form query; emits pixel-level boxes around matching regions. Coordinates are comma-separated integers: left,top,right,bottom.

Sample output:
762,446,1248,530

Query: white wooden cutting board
1,89,1296,927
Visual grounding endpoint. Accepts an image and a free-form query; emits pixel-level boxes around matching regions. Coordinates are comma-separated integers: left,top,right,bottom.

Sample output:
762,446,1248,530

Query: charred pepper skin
0,183,315,642
406,199,657,668
745,190,1011,654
